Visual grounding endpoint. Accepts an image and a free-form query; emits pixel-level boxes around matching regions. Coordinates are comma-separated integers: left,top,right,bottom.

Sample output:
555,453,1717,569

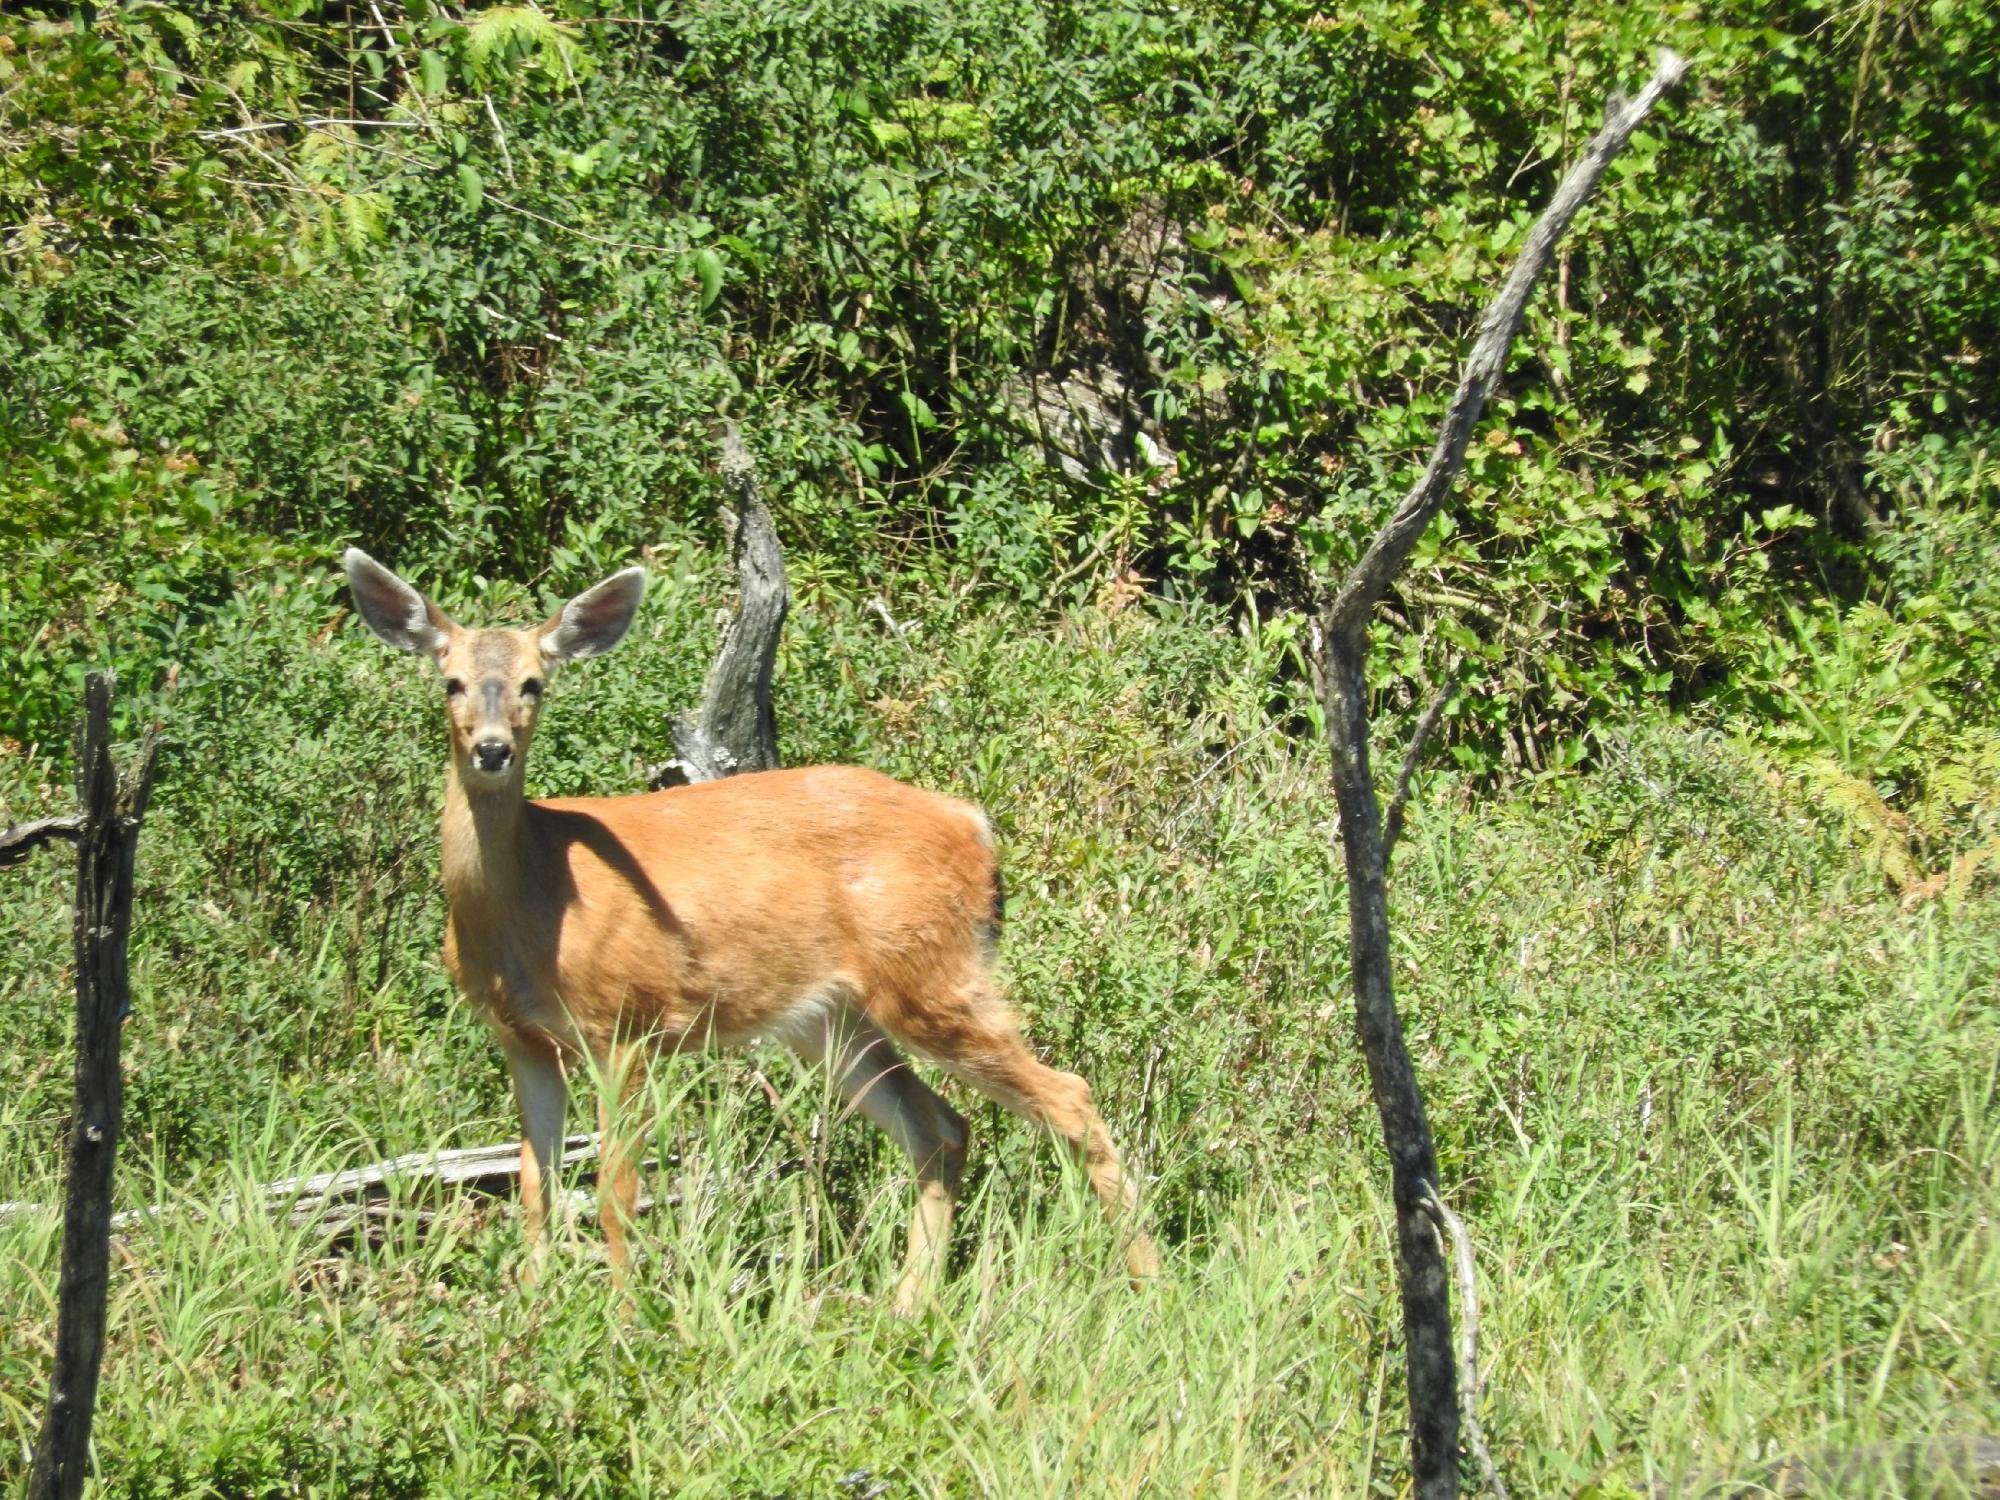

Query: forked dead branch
1307,49,1688,1500
18,676,161,1500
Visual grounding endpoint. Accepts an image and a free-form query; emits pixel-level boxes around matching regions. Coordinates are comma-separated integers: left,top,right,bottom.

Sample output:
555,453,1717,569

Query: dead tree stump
649,424,789,788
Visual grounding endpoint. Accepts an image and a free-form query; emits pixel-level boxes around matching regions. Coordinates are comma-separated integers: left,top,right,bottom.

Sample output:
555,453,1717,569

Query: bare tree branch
0,816,84,869
1383,687,1451,859
195,117,424,139
1311,50,1688,1499
1322,50,1688,642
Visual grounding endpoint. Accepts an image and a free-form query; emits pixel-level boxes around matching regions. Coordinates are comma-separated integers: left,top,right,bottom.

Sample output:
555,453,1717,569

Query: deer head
343,548,646,792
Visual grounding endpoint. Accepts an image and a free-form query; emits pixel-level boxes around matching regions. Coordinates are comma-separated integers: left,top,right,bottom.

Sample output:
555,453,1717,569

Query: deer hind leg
906,986,1161,1287
500,1032,569,1286
593,1040,652,1290
787,1004,968,1316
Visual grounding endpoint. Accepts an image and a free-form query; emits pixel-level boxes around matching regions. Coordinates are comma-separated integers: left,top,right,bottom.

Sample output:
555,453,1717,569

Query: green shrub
6,0,1995,767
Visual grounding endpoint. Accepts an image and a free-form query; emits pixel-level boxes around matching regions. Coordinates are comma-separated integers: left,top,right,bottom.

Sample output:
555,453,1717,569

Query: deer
342,548,1160,1312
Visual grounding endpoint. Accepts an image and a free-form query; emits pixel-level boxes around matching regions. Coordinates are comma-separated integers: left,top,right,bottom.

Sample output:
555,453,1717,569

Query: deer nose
472,738,513,773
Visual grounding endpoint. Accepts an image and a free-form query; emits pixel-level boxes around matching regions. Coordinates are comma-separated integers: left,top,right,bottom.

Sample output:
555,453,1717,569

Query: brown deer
343,549,1159,1311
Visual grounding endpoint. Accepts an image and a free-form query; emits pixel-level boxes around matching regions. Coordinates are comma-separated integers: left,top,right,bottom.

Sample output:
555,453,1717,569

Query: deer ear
344,549,454,657
540,566,646,662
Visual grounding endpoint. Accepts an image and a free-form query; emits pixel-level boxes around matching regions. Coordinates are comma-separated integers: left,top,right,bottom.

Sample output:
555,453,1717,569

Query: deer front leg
594,1041,650,1290
501,1033,569,1286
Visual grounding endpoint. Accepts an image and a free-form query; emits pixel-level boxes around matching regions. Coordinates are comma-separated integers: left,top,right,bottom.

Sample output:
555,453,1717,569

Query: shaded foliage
3,0,1995,768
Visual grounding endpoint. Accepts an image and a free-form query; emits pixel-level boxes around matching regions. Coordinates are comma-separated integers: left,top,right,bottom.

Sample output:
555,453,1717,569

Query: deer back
441,765,1001,1057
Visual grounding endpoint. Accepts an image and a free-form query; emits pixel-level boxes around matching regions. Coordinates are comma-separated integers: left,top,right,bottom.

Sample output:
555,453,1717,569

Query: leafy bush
5,0,1995,766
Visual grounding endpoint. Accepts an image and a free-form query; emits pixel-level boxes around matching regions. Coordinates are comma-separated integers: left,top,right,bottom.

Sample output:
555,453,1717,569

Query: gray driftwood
25,673,160,1500
1308,52,1687,1500
2,1135,677,1243
649,424,789,788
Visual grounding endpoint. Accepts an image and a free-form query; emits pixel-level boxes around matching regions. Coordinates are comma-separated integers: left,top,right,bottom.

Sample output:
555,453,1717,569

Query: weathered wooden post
3,673,161,1500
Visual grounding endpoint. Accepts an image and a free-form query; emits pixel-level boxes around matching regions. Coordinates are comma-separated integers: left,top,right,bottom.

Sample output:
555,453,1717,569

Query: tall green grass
3,574,1996,1495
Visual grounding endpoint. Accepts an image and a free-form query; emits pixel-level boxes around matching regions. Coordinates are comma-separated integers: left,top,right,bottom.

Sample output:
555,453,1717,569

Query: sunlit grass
4,936,1993,1496
3,592,1997,1495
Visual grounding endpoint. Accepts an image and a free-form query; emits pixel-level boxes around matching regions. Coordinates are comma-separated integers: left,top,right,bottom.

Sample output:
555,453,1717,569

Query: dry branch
1383,688,1451,859
1320,51,1689,642
1421,1183,1507,1500
1311,50,1687,1500
0,815,84,870
2,1133,709,1255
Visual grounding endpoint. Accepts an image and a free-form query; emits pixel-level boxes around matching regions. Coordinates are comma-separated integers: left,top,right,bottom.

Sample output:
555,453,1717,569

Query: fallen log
1,1134,636,1234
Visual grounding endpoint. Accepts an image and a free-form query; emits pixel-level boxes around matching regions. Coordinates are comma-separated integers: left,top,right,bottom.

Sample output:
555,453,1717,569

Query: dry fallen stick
294,1186,677,1250
2,1134,634,1233
4,1131,821,1260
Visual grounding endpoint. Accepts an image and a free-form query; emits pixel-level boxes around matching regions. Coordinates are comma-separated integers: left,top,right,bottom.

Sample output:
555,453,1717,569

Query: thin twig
196,118,422,139
1383,688,1451,858
1419,1181,1509,1500
483,192,680,254
483,94,516,182
225,118,683,257
867,598,923,665
1160,722,1283,841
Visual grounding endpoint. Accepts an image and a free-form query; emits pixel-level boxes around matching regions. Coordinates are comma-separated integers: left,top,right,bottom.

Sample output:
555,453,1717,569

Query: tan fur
348,554,1159,1308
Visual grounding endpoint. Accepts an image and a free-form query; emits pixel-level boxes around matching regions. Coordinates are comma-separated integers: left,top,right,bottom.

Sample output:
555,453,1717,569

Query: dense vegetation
3,0,1996,1494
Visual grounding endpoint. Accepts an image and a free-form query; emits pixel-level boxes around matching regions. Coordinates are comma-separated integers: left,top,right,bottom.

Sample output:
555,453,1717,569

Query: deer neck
440,761,530,923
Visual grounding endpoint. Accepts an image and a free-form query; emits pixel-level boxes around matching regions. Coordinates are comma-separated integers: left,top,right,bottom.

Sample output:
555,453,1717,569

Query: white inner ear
540,568,644,660
390,587,445,655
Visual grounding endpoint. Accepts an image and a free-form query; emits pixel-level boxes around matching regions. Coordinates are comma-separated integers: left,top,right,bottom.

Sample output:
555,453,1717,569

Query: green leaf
418,49,448,96
694,248,723,311
456,164,484,212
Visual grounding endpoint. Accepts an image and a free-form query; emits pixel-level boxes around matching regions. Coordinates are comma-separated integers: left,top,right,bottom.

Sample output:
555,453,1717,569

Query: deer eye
521,678,544,699
445,678,465,696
